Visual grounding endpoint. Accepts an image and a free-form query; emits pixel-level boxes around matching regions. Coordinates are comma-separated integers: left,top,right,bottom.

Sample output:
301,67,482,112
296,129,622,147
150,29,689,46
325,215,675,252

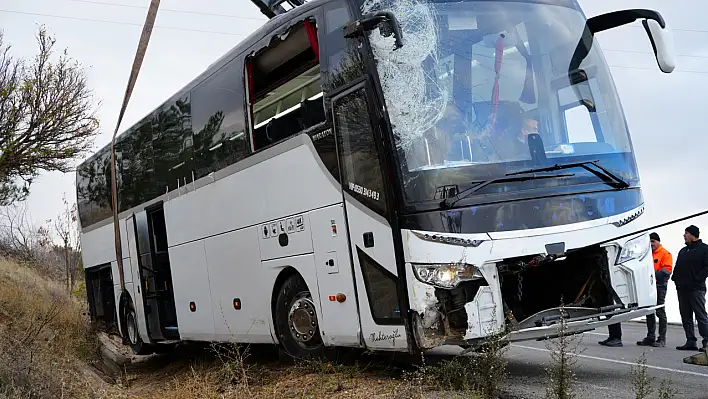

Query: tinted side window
192,58,248,179
321,0,365,93
153,93,193,193
116,136,131,212
118,119,155,212
77,148,113,227
76,161,92,227
333,88,387,216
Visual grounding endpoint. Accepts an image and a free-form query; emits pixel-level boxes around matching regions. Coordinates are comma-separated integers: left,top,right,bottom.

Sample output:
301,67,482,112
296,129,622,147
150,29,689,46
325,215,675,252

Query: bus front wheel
126,308,153,356
275,274,326,359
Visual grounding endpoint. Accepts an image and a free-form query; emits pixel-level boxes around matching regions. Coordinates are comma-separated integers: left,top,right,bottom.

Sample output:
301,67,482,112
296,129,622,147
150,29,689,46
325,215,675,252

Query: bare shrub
544,302,582,399
396,355,477,397
631,351,655,399
471,329,509,399
211,342,252,390
658,376,677,399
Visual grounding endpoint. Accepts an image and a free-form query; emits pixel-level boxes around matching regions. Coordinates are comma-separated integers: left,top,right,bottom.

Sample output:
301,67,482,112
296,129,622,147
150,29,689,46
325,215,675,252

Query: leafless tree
0,201,51,264
0,26,100,205
52,192,81,293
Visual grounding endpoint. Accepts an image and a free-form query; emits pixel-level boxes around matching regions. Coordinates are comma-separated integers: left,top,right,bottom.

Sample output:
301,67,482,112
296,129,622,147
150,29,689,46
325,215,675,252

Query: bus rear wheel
275,274,326,359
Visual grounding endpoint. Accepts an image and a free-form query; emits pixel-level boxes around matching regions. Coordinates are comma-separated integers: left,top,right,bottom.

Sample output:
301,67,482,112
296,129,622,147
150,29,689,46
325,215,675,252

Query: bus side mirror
641,19,675,73
343,11,404,50
586,9,675,73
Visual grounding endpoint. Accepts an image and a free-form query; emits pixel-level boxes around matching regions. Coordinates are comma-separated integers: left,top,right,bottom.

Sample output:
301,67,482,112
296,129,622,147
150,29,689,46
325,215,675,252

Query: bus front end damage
404,229,663,351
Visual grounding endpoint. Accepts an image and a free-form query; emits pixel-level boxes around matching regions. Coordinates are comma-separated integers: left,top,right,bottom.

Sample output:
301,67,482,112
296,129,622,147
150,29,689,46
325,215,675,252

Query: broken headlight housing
412,263,483,289
618,233,651,264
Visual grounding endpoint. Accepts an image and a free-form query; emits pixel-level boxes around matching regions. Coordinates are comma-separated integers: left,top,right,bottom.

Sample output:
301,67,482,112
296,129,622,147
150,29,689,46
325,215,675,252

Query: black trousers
677,288,708,345
608,322,622,339
647,285,668,341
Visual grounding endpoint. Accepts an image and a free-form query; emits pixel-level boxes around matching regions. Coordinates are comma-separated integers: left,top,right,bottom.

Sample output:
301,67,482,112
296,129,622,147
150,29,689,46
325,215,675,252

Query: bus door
127,207,180,342
330,82,408,351
125,213,153,344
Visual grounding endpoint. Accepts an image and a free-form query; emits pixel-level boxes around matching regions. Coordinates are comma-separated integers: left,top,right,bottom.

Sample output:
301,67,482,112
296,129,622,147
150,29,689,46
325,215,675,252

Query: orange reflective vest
653,244,673,273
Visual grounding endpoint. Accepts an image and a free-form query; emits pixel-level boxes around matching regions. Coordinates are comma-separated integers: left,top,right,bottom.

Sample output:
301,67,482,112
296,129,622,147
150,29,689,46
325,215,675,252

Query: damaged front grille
498,245,617,328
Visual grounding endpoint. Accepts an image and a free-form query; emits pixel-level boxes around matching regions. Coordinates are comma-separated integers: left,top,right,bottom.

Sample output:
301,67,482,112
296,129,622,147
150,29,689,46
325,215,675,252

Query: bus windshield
363,0,638,208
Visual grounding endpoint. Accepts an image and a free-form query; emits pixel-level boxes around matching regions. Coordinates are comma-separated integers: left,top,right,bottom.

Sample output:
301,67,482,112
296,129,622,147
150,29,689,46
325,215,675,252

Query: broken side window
247,18,326,152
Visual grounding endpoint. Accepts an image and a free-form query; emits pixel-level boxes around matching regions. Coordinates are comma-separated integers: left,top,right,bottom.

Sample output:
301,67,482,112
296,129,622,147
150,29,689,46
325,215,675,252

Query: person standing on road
637,232,672,347
598,323,623,347
671,225,708,352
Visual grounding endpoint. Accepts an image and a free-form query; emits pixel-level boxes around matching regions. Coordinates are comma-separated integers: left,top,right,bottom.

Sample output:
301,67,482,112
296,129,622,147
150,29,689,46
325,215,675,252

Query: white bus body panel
162,142,341,247
205,227,271,343
82,222,130,268
169,241,216,341
308,205,362,347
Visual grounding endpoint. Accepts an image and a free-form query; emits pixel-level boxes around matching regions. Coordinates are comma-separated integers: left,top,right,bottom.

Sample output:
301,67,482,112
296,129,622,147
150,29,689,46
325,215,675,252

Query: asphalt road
431,322,708,398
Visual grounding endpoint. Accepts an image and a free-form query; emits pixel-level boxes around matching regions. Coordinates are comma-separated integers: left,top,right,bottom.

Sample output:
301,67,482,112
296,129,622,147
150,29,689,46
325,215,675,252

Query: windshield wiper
441,173,575,209
506,160,630,190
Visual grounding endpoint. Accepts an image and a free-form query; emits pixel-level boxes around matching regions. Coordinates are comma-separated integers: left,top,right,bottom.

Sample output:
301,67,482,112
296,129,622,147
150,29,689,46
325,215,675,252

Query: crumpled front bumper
505,304,664,342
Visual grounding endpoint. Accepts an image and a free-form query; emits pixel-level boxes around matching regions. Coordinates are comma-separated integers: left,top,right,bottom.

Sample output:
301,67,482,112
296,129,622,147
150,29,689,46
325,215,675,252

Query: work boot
599,337,623,347
700,343,707,353
676,342,699,351
651,339,666,348
637,337,655,346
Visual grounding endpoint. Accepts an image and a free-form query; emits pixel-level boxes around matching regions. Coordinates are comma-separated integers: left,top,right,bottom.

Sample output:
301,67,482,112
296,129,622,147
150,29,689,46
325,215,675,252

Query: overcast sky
2,0,707,324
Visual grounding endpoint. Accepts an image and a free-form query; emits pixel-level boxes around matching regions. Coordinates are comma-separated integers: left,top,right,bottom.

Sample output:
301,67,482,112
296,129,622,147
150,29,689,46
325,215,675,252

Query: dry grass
133,345,421,399
0,257,118,398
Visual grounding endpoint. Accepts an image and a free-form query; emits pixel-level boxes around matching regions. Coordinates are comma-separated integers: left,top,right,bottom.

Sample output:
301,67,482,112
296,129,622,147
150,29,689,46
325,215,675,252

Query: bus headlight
412,263,483,289
618,233,651,264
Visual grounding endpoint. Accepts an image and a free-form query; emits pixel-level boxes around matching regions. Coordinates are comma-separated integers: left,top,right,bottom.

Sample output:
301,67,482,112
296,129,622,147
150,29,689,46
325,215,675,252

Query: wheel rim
127,312,138,345
288,292,319,346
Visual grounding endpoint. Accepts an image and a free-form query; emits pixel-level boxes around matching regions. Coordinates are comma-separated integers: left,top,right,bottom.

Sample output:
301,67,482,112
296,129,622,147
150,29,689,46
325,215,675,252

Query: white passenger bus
78,0,676,357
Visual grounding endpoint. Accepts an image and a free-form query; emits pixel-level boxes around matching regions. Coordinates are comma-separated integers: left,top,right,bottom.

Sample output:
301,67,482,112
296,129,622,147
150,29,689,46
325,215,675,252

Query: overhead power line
60,0,266,21
625,25,708,35
604,48,708,60
5,9,708,72
0,9,248,36
609,65,708,75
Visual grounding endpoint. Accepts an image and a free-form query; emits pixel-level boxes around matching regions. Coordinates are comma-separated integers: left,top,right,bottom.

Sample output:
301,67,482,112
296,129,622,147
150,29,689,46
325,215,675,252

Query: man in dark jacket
671,225,708,352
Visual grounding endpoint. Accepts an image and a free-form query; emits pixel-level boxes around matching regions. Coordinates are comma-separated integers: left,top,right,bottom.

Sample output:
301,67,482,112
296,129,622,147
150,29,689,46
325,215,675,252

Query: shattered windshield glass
360,0,639,207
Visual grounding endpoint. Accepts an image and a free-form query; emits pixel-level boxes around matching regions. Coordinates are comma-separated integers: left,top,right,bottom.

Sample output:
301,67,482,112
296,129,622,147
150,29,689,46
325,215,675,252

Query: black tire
125,309,154,356
275,273,326,359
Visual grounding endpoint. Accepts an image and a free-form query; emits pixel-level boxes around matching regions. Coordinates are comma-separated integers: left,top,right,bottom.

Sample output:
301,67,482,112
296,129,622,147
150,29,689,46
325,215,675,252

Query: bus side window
152,93,194,194
321,0,365,93
333,88,388,217
247,17,325,152
77,148,113,227
192,58,249,179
